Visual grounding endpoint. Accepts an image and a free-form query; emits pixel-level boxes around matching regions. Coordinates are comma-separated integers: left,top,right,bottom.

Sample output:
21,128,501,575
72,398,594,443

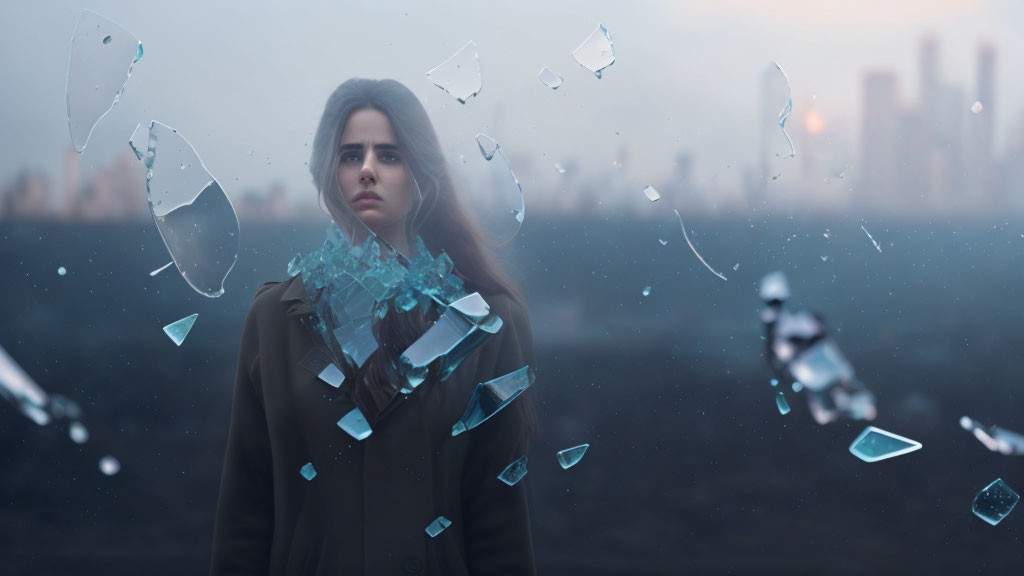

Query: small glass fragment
766,62,796,158
642,186,661,202
163,313,198,346
66,10,142,152
0,344,52,426
299,462,317,481
69,421,89,444
426,41,482,103
770,378,779,387
860,224,883,253
57,266,67,276
557,443,589,469
498,455,528,486
425,515,452,538
674,209,727,281
99,455,121,476
732,263,740,271
642,285,651,297
555,163,567,173
538,66,564,89
849,426,922,463
791,381,804,392
788,340,855,392
452,366,533,436
658,239,667,246
476,134,499,161
337,407,372,441
572,24,615,78
149,261,173,277
973,478,1019,526
775,391,791,415
317,364,345,388
971,101,984,114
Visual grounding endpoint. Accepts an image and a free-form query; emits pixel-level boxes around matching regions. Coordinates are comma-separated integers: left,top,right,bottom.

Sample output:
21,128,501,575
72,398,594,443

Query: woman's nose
359,153,377,184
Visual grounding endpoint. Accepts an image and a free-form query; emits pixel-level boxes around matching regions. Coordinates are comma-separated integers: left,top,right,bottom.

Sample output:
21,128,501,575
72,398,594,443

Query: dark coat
210,275,537,575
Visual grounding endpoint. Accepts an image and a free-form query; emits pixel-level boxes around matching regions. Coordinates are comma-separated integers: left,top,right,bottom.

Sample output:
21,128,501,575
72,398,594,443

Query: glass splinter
642,285,651,297
860,224,883,253
775,391,791,415
69,421,89,444
163,313,198,346
149,261,173,277
426,41,482,103
66,10,142,152
299,462,317,481
771,62,796,158
451,366,533,436
674,209,727,281
498,455,528,486
425,515,452,538
849,426,922,463
973,478,1019,526
476,134,500,161
555,162,567,173
572,24,615,79
337,407,372,441
557,443,589,470
99,455,120,476
642,185,661,202
658,239,667,246
0,344,51,426
538,66,564,89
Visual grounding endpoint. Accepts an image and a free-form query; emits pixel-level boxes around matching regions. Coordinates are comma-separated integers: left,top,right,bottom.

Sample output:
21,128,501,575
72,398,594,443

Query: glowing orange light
803,108,825,134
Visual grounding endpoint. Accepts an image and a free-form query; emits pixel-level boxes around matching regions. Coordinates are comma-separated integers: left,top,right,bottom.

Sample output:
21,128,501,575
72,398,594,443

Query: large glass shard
538,66,564,89
775,391,791,415
788,340,855,392
129,121,239,298
0,343,51,426
450,134,525,245
849,426,922,463
163,313,198,346
572,24,615,78
99,455,121,476
337,407,372,441
973,479,1019,526
674,209,727,281
449,292,491,321
451,366,533,436
425,516,452,538
425,41,481,103
498,456,528,486
960,416,1024,455
762,62,795,159
66,10,142,152
333,317,378,368
557,444,589,470
299,462,317,481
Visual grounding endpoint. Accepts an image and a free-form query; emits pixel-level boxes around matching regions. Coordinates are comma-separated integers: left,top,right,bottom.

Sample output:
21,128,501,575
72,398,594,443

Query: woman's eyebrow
338,143,400,151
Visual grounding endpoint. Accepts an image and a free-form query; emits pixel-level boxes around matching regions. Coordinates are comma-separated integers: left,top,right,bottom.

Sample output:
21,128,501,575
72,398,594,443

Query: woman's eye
340,152,362,163
379,152,402,164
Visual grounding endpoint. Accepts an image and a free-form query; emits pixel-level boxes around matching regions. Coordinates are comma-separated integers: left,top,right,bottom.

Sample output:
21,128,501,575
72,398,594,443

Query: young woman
211,78,537,575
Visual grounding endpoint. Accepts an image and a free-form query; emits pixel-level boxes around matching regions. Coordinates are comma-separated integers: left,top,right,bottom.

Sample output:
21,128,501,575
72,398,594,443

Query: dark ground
2,216,1024,575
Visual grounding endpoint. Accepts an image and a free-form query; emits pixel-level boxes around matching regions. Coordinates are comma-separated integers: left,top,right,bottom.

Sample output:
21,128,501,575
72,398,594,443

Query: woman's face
335,107,416,244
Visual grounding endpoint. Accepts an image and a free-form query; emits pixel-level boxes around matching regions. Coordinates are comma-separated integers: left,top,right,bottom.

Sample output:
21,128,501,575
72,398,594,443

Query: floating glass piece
971,101,984,114
69,421,89,444
426,41,482,103
333,317,378,368
770,378,779,387
476,134,499,161
733,263,740,271
791,381,804,392
299,462,317,481
674,209,727,281
960,416,1024,455
759,271,790,302
763,62,795,159
642,285,651,297
0,344,51,426
554,162,567,174
299,348,346,388
425,515,452,538
163,313,198,346
56,266,67,277
449,292,491,321
498,455,528,486
149,261,173,277
449,135,525,245
789,340,855,392
317,363,345,388
860,224,883,254
337,407,372,441
538,66,564,89
66,10,142,152
973,479,1019,526
775,391,791,415
849,426,922,462
572,24,615,79
658,239,667,246
557,443,589,469
99,455,120,476
401,294,501,390
642,186,661,202
451,366,533,436
129,121,240,298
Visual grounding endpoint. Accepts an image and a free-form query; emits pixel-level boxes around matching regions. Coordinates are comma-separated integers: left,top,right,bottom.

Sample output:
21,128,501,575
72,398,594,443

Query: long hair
309,78,534,439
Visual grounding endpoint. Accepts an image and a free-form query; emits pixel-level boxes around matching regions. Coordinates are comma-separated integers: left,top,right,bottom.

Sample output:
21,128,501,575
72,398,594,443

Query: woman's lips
351,196,383,208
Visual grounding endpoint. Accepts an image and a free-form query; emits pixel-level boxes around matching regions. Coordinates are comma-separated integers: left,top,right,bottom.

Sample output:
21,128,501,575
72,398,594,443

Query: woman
211,78,537,575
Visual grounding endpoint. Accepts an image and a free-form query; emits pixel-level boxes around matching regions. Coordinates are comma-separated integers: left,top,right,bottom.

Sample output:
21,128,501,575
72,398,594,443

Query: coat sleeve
461,295,538,576
210,298,274,576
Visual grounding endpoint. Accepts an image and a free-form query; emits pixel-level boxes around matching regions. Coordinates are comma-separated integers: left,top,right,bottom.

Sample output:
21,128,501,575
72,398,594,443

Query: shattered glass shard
449,134,525,245
642,285,651,297
775,391,791,415
642,186,661,202
674,209,727,281
973,478,1019,526
658,239,668,246
476,134,500,161
299,462,317,481
99,455,120,476
163,313,198,346
554,162,567,174
451,366,533,436
337,407,372,441
557,444,589,469
129,122,239,297
849,426,922,462
960,416,1024,455
498,455,528,486
426,41,482,103
450,292,491,321
538,66,564,89
764,62,795,158
66,10,142,152
425,515,452,538
572,24,615,78
0,344,51,426
770,378,779,387
791,381,804,392
57,266,67,276
149,261,173,277
860,224,883,254
317,363,345,388
69,421,89,444
788,340,855,392
333,317,378,368
759,271,790,302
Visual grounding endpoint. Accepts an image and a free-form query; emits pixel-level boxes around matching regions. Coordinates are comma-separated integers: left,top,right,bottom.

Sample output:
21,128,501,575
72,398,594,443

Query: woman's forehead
339,108,397,144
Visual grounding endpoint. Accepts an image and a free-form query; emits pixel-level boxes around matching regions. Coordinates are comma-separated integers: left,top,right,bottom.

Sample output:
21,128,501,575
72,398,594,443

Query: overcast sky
2,0,1023,208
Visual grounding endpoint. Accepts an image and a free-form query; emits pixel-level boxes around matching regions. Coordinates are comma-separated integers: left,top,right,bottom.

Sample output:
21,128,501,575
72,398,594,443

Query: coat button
402,556,424,574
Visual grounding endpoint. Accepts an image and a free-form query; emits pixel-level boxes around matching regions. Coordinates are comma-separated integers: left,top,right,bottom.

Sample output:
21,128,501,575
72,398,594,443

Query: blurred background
3,1,1024,574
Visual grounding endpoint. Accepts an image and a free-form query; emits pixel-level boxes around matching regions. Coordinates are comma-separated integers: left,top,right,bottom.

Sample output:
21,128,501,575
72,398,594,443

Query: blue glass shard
973,478,1020,526
425,515,452,538
557,444,589,469
451,366,533,436
572,24,615,79
333,317,378,368
449,292,490,321
538,66,564,89
849,426,922,463
789,340,855,392
759,271,790,302
299,462,317,481
775,391,791,415
642,285,651,297
426,41,481,103
163,313,198,346
791,381,804,392
498,455,528,486
770,378,779,387
476,134,500,161
69,421,89,444
317,363,345,388
658,239,668,246
337,407,372,441
57,266,67,276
